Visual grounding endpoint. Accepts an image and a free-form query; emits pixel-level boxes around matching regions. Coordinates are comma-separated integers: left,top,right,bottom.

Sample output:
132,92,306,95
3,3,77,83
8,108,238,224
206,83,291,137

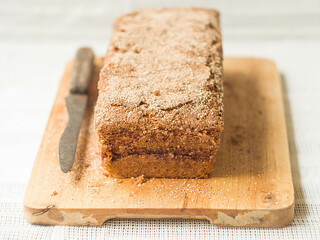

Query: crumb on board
113,178,123,184
51,191,58,196
131,175,146,185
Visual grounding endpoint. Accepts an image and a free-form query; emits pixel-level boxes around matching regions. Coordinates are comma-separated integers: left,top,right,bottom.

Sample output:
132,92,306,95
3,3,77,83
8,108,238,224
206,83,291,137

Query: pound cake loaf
95,8,224,178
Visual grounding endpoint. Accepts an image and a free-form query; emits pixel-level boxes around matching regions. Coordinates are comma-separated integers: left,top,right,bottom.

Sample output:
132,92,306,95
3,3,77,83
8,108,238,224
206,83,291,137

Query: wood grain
23,57,294,227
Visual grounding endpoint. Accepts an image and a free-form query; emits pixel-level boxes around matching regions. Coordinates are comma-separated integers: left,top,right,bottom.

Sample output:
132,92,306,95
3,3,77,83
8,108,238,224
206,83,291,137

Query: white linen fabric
0,0,320,239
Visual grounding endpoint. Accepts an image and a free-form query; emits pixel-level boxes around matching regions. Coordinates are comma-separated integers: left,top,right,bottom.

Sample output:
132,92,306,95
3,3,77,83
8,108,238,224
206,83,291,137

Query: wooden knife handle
69,47,94,94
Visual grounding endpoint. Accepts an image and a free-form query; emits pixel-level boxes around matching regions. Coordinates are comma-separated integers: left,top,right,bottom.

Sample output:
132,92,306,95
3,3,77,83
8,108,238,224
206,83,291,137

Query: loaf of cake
94,8,223,178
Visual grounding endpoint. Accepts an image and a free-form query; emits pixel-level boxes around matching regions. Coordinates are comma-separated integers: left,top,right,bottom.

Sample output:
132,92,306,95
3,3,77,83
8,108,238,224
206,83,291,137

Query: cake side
94,8,223,178
102,153,215,179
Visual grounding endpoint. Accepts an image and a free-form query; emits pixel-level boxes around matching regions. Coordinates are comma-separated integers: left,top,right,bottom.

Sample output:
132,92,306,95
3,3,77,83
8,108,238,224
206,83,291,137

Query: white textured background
0,0,320,239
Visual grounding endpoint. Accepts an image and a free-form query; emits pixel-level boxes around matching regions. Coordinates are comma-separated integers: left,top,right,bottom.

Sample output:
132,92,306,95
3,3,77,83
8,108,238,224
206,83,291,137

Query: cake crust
95,8,224,178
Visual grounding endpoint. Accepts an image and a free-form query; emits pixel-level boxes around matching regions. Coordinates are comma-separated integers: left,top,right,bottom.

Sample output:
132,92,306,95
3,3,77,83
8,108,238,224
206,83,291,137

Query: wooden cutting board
24,57,294,227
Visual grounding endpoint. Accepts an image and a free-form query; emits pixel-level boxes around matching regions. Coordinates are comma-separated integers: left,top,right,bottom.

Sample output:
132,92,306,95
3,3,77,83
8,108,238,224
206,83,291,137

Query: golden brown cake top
95,8,223,132
98,8,222,107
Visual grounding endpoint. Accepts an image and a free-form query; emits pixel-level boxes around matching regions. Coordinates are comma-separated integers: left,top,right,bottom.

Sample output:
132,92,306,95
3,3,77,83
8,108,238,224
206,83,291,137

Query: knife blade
59,48,94,173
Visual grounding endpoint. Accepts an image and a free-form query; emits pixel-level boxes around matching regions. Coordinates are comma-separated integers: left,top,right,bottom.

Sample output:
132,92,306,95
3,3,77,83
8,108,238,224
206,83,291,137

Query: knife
59,47,94,173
